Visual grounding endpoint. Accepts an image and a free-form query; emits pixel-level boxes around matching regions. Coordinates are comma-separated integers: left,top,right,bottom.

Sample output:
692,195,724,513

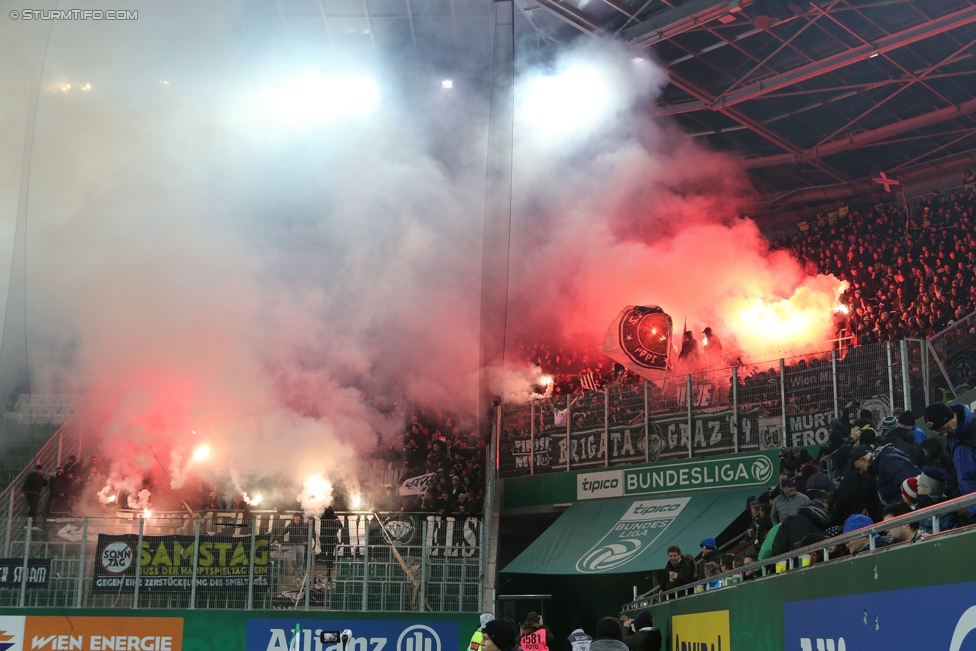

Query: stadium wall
634,527,976,650
0,608,480,651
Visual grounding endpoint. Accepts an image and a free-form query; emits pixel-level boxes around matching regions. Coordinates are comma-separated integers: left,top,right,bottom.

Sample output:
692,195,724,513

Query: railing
499,339,927,477
0,510,482,612
621,490,976,611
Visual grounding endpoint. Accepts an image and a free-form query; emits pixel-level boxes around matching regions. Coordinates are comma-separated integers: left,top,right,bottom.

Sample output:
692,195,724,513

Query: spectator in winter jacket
771,479,811,524
924,402,976,515
898,411,927,445
872,444,922,504
21,465,48,519
699,537,721,566
832,445,882,524
880,424,925,467
915,466,960,534
920,437,960,497
566,617,592,651
623,611,661,651
591,618,628,651
661,545,695,591
770,497,832,556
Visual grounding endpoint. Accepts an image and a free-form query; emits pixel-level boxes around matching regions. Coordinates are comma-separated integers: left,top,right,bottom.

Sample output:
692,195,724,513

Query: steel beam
667,72,848,181
622,0,748,46
740,97,976,169
708,5,976,110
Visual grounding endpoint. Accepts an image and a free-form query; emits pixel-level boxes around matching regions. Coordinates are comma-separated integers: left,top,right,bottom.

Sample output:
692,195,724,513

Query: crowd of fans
20,406,489,518
469,611,663,651
369,407,487,515
775,178,976,343
651,394,976,597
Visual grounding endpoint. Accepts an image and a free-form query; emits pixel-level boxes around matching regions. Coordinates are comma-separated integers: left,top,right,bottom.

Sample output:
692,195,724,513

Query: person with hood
566,618,592,651
879,420,925,467
832,445,882,524
520,612,555,651
771,478,810,524
483,619,522,651
872,444,922,504
897,411,927,444
590,618,628,651
623,611,661,651
770,495,832,557
924,402,976,515
470,614,495,651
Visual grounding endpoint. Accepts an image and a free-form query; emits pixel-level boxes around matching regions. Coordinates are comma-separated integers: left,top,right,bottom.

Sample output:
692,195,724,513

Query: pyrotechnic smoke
297,475,333,518
0,6,848,511
487,364,554,405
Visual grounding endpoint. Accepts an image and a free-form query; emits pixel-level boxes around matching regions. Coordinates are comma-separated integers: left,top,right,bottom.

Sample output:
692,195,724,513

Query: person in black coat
771,496,832,557
661,546,695,591
872,444,922,504
920,437,960,498
832,445,881,525
21,465,48,518
880,427,925,467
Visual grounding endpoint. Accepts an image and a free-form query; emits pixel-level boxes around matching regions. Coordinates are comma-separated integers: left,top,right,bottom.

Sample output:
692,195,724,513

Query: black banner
93,534,271,593
0,558,51,589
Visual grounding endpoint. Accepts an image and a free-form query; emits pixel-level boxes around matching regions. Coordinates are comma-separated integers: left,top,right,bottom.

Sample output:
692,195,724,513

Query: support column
779,359,787,438
731,366,739,453
643,381,650,463
831,349,839,419
604,390,610,467
529,400,535,475
900,339,912,413
886,341,895,412
477,0,515,435
686,374,693,459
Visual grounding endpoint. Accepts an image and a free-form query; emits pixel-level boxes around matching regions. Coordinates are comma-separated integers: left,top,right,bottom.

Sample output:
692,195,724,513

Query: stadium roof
259,0,976,213
516,0,976,213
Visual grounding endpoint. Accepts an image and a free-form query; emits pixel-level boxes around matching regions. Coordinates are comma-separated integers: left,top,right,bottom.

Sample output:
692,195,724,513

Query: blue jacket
911,425,926,445
872,444,921,504
947,405,976,515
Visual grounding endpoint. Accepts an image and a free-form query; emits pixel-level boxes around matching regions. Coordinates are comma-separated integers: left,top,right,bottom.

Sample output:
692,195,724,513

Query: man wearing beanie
872,442,921,505
483,619,521,651
623,611,661,651
832,445,881,524
898,411,927,444
900,477,918,506
920,438,960,497
843,514,890,554
915,466,960,534
924,401,976,515
590,618,628,651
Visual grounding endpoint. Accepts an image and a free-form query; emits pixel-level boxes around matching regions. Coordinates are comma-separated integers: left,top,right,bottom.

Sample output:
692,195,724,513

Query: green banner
575,451,778,500
503,450,780,511
503,488,756,575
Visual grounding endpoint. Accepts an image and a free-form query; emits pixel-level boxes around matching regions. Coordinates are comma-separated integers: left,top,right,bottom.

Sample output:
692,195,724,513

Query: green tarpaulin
502,488,755,575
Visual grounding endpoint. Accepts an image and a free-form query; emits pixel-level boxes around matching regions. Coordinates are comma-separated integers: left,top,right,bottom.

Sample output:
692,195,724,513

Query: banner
0,616,183,651
601,306,672,384
0,558,50,589
575,450,777,500
93,534,271,593
246,618,459,651
784,581,976,650
398,473,435,496
672,611,730,651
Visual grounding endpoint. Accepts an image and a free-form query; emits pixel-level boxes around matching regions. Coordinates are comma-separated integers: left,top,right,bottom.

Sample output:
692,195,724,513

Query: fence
622,489,976,611
498,340,929,478
0,510,482,612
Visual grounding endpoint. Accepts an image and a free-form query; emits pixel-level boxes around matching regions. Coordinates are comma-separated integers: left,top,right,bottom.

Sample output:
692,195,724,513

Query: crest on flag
600,305,673,384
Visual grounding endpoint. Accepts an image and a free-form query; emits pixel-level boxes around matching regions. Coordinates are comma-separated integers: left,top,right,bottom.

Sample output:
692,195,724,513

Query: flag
398,473,435,496
579,372,601,392
600,305,673,385
289,624,301,651
871,171,900,192
553,405,569,427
